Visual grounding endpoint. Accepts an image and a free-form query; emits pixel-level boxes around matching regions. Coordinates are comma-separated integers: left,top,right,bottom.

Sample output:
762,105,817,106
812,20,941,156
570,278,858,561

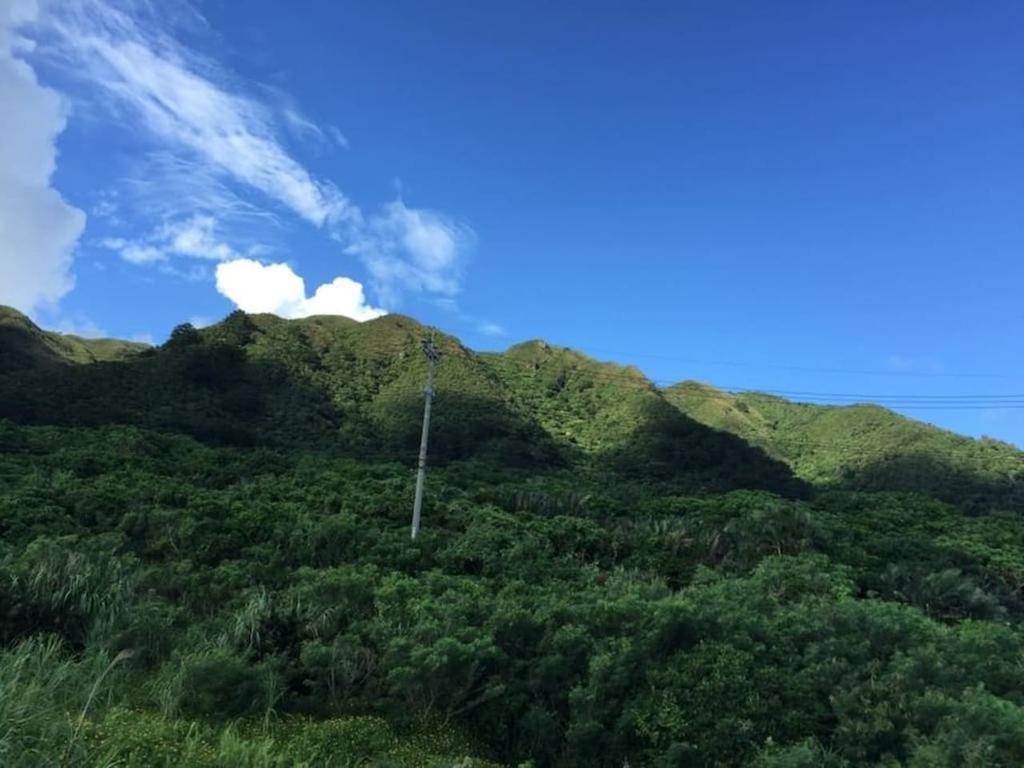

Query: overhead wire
365,342,1024,411
576,346,1022,380
377,367,1024,411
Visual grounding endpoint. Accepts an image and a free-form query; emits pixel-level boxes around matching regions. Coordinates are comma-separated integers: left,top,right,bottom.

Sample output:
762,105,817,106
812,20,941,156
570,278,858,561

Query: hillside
0,306,148,373
5,308,1024,766
665,381,1024,509
6,304,1016,510
0,309,801,496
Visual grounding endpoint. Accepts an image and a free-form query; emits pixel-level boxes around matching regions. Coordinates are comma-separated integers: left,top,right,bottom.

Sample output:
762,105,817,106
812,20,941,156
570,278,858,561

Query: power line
539,368,1023,397
359,351,1024,411
507,362,1024,401
376,375,1024,411
486,365,1024,402
576,346,1022,380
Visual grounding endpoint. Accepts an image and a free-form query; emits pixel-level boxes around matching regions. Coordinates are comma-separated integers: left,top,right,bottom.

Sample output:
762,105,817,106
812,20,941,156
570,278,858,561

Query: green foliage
160,648,280,719
751,739,848,767
667,384,1024,509
0,305,147,373
1,307,1024,766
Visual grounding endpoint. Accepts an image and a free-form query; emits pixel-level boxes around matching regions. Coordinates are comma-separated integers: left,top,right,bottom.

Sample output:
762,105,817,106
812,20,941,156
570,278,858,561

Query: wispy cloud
14,0,474,323
160,215,240,260
327,126,350,150
281,106,350,152
119,152,282,225
102,238,164,264
346,199,472,304
102,215,243,264
46,0,349,226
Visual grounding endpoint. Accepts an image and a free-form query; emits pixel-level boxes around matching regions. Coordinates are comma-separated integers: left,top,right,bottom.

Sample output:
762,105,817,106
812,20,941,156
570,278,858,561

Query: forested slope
2,307,1024,767
0,306,148,373
666,380,1024,510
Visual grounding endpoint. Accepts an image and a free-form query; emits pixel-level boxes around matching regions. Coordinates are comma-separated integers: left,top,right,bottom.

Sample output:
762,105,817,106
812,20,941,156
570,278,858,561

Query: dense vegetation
2,306,1024,766
0,306,148,373
666,382,1024,510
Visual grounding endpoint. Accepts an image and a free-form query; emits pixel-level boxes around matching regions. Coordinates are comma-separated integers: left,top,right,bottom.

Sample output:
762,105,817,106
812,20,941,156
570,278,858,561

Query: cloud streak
47,0,349,226
11,0,473,323
102,214,242,264
346,199,471,304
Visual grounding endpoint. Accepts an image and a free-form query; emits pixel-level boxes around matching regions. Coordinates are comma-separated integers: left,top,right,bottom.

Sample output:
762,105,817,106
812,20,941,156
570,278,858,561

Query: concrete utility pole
411,333,441,539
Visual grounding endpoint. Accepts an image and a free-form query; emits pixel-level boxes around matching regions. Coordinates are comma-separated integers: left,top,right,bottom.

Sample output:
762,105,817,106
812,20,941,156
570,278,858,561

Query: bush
162,650,279,719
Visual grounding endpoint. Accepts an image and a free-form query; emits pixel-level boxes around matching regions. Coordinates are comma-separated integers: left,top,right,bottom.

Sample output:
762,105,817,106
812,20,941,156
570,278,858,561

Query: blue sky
3,0,1023,445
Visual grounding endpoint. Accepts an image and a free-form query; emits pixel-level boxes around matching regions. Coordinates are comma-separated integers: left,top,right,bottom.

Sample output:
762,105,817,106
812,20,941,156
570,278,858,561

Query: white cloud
215,259,302,314
17,0,473,315
0,0,86,315
120,151,281,225
159,215,239,260
45,0,351,226
346,199,470,303
215,258,385,321
102,237,164,264
103,215,241,264
302,277,385,319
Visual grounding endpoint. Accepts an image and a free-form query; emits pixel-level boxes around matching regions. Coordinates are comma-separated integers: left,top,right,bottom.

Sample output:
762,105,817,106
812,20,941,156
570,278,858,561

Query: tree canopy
1,307,1023,766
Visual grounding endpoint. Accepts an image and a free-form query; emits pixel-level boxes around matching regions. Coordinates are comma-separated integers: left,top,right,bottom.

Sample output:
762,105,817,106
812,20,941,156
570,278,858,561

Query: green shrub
162,650,279,719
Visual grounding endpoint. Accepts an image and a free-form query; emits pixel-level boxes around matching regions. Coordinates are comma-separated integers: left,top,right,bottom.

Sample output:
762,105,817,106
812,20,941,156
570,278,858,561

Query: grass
0,637,500,767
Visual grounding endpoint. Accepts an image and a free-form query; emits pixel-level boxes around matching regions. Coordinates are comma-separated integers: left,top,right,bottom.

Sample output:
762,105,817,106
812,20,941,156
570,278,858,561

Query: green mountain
0,305,148,373
5,306,1024,767
5,306,1015,505
665,381,1024,509
0,309,801,496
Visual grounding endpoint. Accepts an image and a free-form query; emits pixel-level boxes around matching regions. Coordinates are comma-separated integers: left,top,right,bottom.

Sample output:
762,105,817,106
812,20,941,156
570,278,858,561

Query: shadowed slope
484,342,804,495
0,311,801,493
0,306,148,373
5,305,1016,504
665,381,1024,508
0,311,562,467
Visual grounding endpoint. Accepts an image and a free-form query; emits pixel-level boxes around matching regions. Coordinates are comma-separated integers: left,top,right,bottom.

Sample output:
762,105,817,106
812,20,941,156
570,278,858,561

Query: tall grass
0,636,120,766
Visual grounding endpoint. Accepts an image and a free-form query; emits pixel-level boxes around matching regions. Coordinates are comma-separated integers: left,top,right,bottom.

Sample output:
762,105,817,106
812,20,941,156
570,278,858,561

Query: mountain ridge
665,381,1024,508
0,305,149,373
1,305,1020,507
5,305,1024,765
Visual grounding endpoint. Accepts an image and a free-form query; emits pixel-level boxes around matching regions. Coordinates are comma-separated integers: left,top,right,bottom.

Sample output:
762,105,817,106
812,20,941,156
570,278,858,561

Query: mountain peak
0,304,148,372
0,305,39,331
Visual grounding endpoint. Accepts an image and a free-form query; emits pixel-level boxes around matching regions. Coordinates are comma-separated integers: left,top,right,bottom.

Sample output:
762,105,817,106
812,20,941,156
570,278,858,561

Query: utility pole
411,333,441,539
